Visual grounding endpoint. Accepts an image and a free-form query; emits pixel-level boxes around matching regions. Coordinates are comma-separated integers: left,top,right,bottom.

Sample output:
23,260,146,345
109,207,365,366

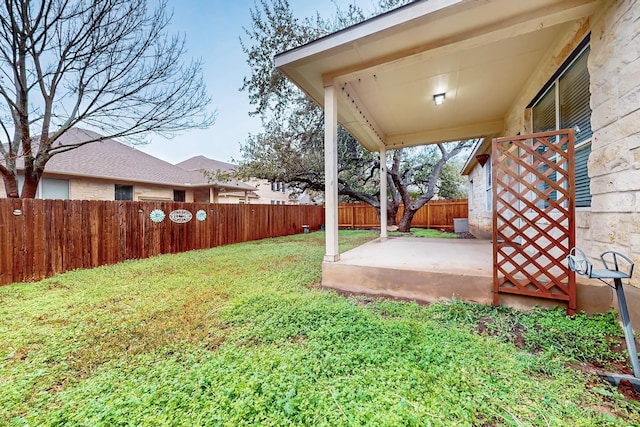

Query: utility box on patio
454,218,469,233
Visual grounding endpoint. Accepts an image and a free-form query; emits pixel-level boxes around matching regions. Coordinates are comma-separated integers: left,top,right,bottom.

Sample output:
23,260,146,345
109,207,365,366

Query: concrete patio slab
322,236,617,314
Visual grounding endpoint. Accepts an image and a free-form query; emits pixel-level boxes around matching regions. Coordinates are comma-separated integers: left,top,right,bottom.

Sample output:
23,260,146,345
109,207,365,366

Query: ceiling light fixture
433,93,445,106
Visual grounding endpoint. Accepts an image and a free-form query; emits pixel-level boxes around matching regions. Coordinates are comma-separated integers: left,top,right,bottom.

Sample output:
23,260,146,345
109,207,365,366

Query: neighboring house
0,128,256,201
176,155,299,205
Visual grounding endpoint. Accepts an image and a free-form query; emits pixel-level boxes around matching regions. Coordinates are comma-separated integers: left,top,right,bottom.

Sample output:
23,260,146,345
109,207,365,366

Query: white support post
380,146,388,239
324,83,340,262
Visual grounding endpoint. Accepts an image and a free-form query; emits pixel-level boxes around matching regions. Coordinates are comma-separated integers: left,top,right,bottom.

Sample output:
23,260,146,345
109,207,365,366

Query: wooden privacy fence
0,199,324,286
338,199,468,230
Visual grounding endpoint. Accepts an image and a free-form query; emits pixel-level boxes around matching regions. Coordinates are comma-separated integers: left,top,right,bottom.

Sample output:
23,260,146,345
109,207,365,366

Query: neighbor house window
173,189,186,202
271,181,286,192
531,45,592,208
16,176,69,199
41,178,70,199
115,184,133,200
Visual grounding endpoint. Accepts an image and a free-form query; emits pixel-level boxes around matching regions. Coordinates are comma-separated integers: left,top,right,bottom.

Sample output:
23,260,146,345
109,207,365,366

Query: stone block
588,142,630,177
620,214,640,235
620,57,640,94
631,233,640,253
589,213,620,243
589,175,615,195
618,85,640,120
591,168,640,194
591,98,618,131
614,169,640,191
591,192,635,213
590,78,617,110
575,211,591,229
589,33,616,71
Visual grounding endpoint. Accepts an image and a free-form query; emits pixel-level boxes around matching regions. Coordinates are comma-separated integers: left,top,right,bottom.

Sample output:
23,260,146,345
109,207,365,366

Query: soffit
275,0,599,151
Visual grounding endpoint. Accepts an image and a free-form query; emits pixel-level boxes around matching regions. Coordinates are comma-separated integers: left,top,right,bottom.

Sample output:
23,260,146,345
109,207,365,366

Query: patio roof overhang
275,0,599,152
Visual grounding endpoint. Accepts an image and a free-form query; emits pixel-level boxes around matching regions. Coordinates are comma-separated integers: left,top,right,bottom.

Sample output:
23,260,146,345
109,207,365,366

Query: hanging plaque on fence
150,209,165,223
196,210,207,221
169,209,193,223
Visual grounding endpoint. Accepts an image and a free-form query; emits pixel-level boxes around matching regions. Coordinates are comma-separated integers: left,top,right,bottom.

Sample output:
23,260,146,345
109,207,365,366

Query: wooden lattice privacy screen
492,129,576,314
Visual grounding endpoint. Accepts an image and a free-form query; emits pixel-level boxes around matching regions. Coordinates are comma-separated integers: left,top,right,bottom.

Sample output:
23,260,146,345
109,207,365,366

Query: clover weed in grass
2,230,640,426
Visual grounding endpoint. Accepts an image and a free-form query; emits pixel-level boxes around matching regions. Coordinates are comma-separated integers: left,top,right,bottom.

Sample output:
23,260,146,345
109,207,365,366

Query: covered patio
274,0,605,311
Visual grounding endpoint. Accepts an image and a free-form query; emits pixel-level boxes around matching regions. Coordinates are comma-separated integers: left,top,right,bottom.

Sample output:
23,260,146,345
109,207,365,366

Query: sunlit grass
1,230,638,426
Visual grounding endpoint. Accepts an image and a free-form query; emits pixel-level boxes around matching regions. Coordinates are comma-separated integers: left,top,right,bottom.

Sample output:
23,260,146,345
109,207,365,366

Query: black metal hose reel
568,248,639,391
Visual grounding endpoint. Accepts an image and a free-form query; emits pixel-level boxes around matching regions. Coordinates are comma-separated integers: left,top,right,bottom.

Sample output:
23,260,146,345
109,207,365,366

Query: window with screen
173,189,186,202
115,184,133,200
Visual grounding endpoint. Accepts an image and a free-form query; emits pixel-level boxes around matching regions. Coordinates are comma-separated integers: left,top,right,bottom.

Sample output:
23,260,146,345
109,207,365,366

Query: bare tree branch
0,0,216,197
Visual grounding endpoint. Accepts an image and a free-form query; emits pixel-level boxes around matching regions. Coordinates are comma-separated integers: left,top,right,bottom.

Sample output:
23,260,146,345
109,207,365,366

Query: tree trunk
2,174,20,198
397,208,417,232
20,174,39,198
387,205,398,226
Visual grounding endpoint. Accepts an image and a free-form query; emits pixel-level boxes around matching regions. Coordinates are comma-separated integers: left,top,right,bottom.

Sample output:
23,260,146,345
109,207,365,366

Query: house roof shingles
7,128,255,191
175,155,236,173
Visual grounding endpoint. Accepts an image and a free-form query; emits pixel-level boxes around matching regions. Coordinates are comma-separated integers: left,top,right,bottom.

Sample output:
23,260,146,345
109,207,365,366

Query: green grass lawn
1,230,639,426
389,228,459,238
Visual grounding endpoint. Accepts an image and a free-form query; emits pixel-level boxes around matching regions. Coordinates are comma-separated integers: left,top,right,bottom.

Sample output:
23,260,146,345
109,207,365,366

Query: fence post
351,204,356,229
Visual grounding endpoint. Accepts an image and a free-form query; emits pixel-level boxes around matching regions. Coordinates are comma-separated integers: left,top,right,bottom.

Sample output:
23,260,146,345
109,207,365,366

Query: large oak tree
0,0,214,198
239,0,470,231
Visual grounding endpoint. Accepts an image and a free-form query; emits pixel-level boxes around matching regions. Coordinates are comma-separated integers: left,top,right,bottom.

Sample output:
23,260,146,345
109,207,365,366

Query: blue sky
139,0,375,164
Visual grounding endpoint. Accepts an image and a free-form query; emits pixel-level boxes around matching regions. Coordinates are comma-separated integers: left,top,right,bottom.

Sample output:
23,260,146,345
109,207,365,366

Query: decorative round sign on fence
196,210,207,221
169,209,193,223
149,209,165,223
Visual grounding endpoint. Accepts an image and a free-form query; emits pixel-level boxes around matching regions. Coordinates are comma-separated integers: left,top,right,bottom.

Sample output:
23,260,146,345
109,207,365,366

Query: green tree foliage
239,0,470,231
438,158,469,200
0,0,214,198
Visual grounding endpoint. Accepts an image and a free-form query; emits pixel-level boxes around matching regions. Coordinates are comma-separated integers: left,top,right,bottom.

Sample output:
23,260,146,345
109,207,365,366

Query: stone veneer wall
69,179,113,200
72,179,195,202
587,0,640,287
133,184,176,201
492,0,639,291
466,147,493,240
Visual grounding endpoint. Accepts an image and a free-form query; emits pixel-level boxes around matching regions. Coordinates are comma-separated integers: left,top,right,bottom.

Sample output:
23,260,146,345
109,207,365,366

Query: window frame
114,184,134,201
530,42,592,210
485,157,492,212
173,189,186,202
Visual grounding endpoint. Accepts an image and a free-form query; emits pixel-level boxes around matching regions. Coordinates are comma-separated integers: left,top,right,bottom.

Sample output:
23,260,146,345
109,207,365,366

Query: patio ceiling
275,0,599,152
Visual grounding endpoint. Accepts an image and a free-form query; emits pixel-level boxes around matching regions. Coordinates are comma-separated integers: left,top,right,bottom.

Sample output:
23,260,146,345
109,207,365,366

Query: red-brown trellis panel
492,129,576,314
